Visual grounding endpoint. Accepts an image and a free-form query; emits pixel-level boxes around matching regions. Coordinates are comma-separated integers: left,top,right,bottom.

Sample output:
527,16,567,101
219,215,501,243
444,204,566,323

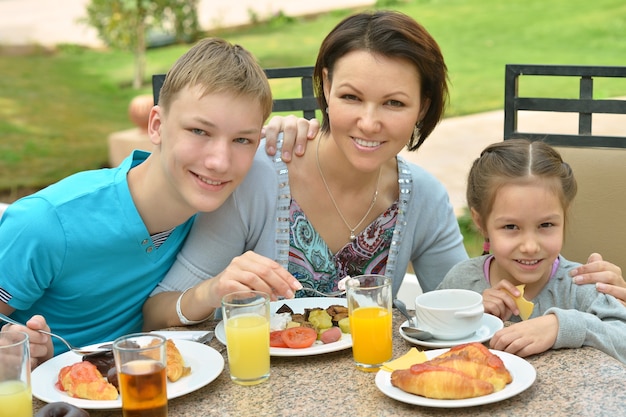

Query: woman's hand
263,115,319,162
570,253,626,305
195,251,303,309
2,314,54,369
489,314,558,357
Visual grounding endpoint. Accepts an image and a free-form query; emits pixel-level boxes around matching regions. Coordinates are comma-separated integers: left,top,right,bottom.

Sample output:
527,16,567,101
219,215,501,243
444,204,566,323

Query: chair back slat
503,64,626,265
151,66,318,119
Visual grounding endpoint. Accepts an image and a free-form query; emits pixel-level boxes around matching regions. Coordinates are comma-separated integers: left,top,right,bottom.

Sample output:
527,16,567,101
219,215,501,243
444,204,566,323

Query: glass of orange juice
113,333,168,417
222,291,270,385
346,275,392,372
0,331,31,417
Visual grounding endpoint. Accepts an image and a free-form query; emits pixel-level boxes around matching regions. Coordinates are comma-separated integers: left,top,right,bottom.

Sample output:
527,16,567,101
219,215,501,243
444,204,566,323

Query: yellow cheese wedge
381,347,427,372
511,284,534,320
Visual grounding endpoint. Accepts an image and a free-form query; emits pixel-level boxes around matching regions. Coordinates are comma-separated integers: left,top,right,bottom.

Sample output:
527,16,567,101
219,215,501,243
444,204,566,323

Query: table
33,311,626,417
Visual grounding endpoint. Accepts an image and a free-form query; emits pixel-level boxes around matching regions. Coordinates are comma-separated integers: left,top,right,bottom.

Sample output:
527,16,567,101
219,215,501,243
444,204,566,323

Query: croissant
425,355,509,391
391,363,494,399
146,338,191,382
164,339,191,382
431,343,512,390
58,361,119,401
390,343,513,400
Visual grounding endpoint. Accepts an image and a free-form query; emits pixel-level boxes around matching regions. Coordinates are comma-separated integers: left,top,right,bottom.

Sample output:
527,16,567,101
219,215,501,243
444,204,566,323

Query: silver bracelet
175,288,207,325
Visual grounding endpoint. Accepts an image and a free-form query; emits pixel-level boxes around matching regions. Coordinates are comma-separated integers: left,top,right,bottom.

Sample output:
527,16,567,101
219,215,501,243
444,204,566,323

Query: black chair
152,66,318,119
503,64,626,264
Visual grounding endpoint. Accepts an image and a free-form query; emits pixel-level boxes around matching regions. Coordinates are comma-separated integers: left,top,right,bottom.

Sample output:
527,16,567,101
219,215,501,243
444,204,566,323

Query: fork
0,312,111,355
297,276,355,297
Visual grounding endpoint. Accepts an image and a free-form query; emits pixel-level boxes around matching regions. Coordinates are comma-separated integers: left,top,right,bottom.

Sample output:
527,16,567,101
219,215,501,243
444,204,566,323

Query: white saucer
399,313,503,348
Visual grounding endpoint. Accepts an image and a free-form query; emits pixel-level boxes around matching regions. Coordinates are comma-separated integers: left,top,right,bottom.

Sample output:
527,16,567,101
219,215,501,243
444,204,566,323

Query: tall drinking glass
222,291,270,385
346,274,393,372
113,333,168,417
0,331,31,417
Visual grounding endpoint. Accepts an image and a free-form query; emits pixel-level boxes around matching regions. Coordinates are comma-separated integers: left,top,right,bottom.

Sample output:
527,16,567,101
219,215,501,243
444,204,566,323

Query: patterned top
289,198,398,296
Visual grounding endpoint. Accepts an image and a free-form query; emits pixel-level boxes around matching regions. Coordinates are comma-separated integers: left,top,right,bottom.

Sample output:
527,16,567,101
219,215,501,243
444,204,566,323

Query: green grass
1,0,625,200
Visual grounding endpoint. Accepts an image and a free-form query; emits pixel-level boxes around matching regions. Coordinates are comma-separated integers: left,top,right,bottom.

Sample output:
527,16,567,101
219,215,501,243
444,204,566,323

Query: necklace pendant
350,231,356,241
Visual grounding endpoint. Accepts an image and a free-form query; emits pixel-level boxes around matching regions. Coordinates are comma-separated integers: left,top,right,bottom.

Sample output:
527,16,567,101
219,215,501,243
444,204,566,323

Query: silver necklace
315,139,382,240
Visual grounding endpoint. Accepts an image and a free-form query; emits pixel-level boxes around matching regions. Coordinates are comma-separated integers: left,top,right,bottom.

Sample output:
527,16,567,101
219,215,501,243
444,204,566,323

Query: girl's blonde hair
467,139,578,231
158,37,273,121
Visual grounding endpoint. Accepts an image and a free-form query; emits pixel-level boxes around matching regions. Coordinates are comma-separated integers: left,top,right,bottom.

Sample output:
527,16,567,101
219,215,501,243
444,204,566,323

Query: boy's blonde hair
158,37,273,121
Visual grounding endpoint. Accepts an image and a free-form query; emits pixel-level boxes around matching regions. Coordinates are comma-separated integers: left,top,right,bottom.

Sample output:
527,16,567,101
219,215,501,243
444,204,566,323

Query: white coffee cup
414,289,484,340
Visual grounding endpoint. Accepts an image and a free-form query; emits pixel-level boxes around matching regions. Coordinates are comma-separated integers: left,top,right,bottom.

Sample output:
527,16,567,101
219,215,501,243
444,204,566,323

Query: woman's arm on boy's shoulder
570,253,625,305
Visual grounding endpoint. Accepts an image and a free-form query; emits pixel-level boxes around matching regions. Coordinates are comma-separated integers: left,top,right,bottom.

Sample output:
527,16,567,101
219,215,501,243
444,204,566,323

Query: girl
438,139,626,363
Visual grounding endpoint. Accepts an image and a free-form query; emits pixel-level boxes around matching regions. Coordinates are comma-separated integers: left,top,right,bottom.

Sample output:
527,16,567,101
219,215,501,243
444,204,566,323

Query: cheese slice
381,347,427,372
511,284,534,320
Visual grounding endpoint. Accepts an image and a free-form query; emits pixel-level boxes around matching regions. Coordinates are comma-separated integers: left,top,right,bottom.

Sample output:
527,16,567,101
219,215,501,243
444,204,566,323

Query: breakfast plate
215,297,352,357
375,348,536,408
32,339,224,409
399,313,503,348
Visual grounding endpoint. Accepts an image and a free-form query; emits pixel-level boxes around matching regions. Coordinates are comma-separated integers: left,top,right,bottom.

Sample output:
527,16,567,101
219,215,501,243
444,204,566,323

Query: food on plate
507,284,534,320
82,350,115,376
390,342,513,400
391,363,494,399
280,327,318,348
319,327,342,344
337,317,350,333
269,303,350,348
147,338,191,382
270,330,288,348
57,362,119,401
77,338,190,398
308,309,333,330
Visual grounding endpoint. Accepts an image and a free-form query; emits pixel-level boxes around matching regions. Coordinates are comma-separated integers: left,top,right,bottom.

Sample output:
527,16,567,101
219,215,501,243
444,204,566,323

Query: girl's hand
482,280,522,321
489,314,558,357
570,253,626,306
1,314,54,369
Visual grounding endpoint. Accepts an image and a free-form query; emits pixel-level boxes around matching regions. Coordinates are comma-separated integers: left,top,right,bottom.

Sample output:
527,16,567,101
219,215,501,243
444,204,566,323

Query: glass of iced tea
113,333,167,417
346,274,393,372
0,331,31,417
222,291,270,385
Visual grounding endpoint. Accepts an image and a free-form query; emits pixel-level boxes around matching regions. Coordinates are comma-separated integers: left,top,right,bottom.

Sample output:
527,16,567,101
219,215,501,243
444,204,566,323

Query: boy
0,38,302,366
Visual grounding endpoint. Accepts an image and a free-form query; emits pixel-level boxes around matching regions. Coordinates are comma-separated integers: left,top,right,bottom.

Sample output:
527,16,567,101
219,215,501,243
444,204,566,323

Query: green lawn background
1,0,625,195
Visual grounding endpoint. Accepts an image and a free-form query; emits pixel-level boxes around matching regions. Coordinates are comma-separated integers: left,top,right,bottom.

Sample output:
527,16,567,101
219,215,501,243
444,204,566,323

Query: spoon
0,312,112,355
392,299,433,341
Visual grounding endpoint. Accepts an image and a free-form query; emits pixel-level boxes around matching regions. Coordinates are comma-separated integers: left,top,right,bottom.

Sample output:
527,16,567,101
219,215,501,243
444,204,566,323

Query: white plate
215,297,352,357
375,348,536,408
32,339,224,409
399,314,504,348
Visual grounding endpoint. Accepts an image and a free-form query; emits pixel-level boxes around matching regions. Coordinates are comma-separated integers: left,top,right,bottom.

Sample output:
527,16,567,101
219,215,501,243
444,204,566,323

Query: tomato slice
281,327,317,349
270,330,288,348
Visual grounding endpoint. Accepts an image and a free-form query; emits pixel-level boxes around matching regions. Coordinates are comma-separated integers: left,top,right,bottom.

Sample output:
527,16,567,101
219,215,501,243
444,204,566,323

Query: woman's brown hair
313,10,448,151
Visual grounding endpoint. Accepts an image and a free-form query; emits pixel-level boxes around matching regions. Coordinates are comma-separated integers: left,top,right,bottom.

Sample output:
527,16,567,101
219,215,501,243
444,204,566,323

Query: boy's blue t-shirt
0,151,194,354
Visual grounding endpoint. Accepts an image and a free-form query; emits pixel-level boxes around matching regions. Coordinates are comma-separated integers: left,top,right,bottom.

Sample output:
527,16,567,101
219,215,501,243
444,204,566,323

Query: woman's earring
325,107,329,114
482,238,491,255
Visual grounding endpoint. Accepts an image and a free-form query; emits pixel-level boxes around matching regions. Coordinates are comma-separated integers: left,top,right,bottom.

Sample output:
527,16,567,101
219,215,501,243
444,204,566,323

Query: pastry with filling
391,363,494,399
390,342,513,399
57,361,118,401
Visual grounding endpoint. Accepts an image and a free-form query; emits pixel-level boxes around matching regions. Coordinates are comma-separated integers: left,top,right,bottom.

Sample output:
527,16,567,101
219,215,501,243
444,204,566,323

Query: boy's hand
1,314,54,368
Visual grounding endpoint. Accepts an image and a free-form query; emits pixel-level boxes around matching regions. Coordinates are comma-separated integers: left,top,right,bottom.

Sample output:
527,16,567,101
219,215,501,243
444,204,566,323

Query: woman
143,11,625,329
143,10,467,329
